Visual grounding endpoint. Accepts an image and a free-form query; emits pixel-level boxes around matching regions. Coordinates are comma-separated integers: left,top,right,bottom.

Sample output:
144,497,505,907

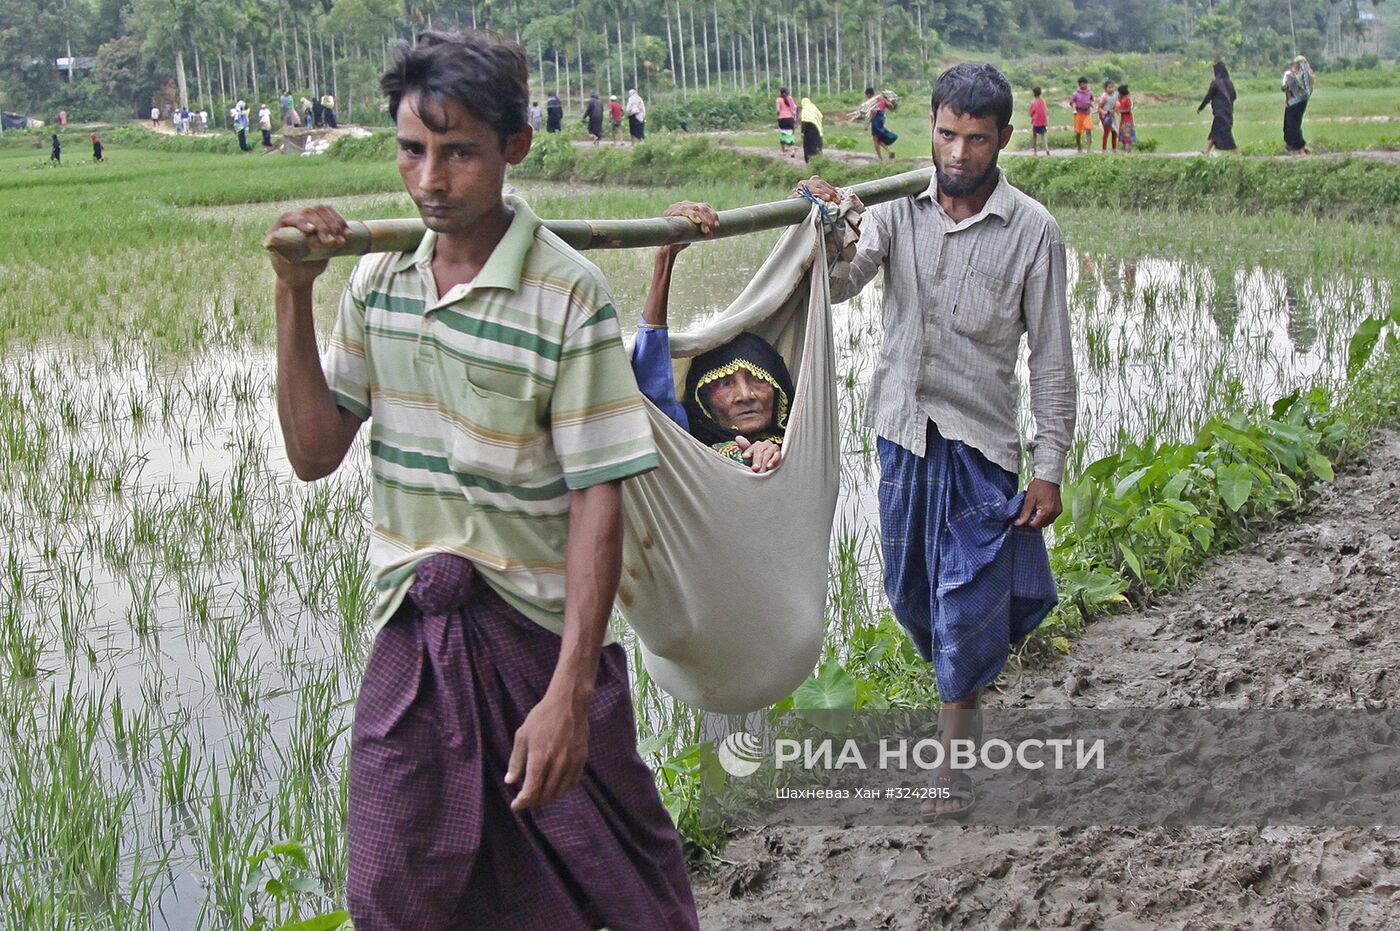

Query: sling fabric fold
618,212,839,714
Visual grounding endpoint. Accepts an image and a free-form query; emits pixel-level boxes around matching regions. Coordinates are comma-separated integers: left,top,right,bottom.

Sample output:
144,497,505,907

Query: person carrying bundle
801,62,1075,822
864,86,899,160
265,28,697,931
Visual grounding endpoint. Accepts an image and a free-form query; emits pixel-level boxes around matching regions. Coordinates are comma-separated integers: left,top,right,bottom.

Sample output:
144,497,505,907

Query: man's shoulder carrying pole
262,167,935,263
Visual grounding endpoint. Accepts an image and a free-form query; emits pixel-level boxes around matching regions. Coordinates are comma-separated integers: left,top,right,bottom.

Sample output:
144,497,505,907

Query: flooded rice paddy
0,168,1393,927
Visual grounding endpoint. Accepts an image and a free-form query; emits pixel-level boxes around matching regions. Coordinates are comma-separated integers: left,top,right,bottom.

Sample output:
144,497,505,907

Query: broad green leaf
1080,454,1120,482
1217,464,1252,512
1118,541,1143,580
1062,569,1129,606
1191,524,1214,551
1113,466,1152,499
1347,316,1384,377
1305,451,1335,482
793,660,857,711
1162,468,1192,500
637,729,675,757
1271,391,1300,418
1071,481,1095,535
793,659,858,734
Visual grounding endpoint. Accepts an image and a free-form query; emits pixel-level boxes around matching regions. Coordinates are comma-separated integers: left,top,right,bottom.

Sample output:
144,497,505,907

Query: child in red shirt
607,95,624,142
1028,86,1049,156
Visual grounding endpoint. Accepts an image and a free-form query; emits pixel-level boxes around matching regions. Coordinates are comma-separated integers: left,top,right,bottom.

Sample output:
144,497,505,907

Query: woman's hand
734,436,783,473
659,201,719,261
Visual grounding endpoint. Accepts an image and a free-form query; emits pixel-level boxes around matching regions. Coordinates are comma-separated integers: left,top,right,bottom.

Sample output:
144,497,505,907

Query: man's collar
392,194,541,290
915,167,1015,225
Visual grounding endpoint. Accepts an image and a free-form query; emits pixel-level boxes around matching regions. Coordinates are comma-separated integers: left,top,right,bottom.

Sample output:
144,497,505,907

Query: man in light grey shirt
801,62,1076,821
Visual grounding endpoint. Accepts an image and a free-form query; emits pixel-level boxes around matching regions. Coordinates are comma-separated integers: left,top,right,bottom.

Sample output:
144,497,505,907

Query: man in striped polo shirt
268,30,698,930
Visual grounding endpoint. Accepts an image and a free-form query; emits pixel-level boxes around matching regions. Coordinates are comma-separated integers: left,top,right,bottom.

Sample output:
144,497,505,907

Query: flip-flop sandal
921,770,977,822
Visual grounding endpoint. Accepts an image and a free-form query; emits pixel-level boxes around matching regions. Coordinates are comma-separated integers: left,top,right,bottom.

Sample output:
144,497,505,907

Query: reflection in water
1284,274,1319,354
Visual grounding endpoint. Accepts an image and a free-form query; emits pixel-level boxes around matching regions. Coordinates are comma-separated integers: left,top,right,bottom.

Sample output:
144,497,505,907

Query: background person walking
320,91,337,128
799,96,824,163
625,88,646,143
1283,55,1314,155
1097,80,1118,151
607,94,623,142
582,91,604,143
866,86,898,160
258,104,274,148
1198,61,1238,155
545,90,563,132
1070,76,1094,152
1116,84,1136,152
776,86,797,157
1028,85,1049,155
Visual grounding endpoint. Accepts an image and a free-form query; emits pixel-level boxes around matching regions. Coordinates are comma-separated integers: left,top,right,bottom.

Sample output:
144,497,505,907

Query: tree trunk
331,35,339,116
218,50,227,116
713,6,721,89
804,21,811,97
698,8,708,91
677,4,688,97
666,15,676,90
762,22,769,90
631,21,638,89
617,19,625,93
749,12,757,92
175,50,189,110
294,22,305,91
194,46,205,113
834,9,841,93
278,7,289,92
249,43,259,102
878,15,884,78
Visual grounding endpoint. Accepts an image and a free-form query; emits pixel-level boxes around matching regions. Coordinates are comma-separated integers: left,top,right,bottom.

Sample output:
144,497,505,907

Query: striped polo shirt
324,195,658,638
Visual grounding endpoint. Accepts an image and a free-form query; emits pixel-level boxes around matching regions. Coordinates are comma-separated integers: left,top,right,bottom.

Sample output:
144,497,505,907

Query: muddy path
695,429,1400,929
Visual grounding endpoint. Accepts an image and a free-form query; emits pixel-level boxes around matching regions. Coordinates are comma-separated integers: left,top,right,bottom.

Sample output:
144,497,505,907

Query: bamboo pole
264,167,934,263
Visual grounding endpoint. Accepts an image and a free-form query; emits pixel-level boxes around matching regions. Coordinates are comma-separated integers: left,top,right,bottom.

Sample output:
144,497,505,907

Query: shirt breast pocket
951,264,1023,345
442,371,546,484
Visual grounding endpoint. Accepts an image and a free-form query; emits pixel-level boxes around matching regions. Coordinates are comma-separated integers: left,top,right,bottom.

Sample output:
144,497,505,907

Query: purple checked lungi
346,553,699,931
877,421,1058,703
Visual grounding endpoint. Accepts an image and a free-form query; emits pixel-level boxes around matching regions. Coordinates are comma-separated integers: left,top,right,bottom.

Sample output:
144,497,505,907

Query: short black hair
1032,85,1042,96
1118,84,1129,95
1078,76,1088,84
865,85,875,95
381,29,528,147
930,63,1013,130
1104,79,1114,88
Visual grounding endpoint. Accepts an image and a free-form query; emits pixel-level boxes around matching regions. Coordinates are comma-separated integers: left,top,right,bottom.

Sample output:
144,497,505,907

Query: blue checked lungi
877,421,1058,702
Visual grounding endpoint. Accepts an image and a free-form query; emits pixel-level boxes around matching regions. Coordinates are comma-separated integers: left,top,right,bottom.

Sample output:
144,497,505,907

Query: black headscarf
681,332,795,447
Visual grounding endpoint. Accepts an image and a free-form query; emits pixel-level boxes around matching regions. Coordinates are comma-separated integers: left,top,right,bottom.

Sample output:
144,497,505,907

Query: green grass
0,143,1396,923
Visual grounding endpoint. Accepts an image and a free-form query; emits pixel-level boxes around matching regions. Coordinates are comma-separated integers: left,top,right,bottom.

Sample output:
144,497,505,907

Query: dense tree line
0,0,1384,118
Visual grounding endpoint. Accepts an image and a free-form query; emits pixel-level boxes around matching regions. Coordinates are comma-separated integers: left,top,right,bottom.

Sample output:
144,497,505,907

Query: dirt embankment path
696,429,1400,929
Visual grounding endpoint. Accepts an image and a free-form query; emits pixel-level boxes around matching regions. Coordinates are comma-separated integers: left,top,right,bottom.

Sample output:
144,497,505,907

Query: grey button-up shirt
829,169,1077,484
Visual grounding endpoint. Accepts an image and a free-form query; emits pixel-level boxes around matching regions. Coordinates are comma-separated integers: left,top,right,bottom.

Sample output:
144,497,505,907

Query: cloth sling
618,211,839,714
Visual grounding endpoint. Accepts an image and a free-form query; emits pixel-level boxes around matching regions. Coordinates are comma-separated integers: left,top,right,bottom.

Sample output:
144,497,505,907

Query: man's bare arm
506,480,623,809
269,206,363,480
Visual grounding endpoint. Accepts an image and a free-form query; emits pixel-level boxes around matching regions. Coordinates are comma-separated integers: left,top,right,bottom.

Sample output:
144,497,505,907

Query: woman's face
705,367,776,435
